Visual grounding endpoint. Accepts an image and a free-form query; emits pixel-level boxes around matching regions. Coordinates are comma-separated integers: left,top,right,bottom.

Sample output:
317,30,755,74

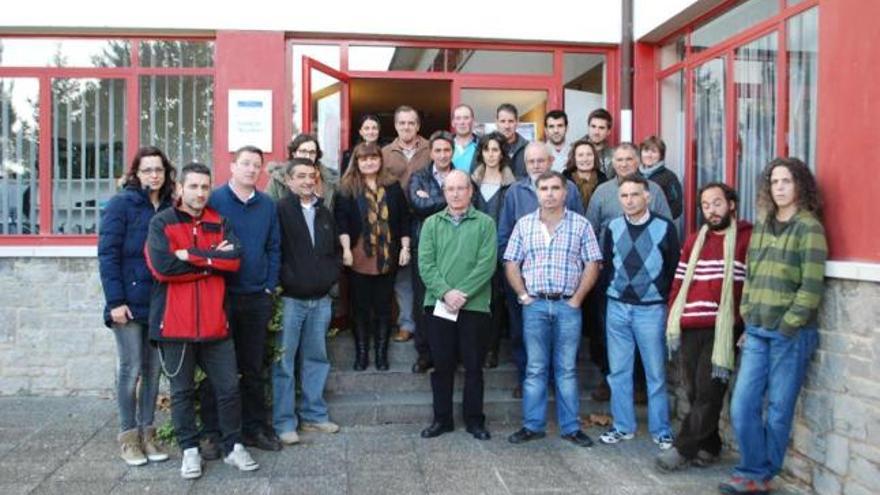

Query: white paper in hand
433,301,459,322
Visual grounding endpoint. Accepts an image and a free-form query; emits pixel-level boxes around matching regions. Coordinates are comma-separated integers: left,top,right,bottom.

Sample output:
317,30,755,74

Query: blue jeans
272,296,332,434
521,299,582,435
112,321,160,432
730,325,818,481
606,299,671,437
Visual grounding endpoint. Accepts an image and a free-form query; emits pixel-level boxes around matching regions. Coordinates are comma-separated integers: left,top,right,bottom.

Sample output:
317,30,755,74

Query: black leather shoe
466,425,491,441
420,422,454,438
242,430,283,451
561,430,594,448
199,436,221,460
507,427,545,444
411,356,434,374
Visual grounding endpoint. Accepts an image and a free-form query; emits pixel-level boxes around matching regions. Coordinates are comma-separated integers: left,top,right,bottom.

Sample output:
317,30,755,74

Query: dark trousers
350,271,395,323
674,328,728,458
425,308,490,428
201,292,273,437
161,339,241,454
585,288,608,374
502,277,526,383
412,255,431,359
486,270,506,357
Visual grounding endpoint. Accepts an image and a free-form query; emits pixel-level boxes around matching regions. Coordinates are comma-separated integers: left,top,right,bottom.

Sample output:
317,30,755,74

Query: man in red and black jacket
145,162,258,479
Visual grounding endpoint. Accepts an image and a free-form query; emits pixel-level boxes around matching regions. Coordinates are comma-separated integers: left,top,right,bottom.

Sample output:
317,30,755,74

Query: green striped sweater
740,210,827,336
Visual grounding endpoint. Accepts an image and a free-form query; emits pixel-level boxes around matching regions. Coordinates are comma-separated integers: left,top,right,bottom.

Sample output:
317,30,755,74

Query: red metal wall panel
632,42,657,143
816,0,880,261
213,31,289,187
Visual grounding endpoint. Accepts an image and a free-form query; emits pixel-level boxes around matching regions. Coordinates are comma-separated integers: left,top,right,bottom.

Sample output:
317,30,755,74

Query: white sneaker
300,421,340,433
224,443,259,472
599,428,635,445
653,433,674,451
278,431,300,445
180,447,203,479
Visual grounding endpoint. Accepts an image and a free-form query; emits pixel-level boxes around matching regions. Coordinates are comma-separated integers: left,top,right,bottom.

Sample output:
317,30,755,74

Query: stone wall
1,257,878,493
670,278,880,494
0,258,114,396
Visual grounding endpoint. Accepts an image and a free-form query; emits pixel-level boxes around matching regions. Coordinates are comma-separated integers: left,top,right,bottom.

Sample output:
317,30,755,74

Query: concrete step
326,389,608,426
325,331,512,368
327,364,518,394
326,363,604,395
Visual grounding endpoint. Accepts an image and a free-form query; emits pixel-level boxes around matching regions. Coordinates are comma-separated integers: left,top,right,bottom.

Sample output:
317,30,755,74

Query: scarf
666,221,737,381
363,185,392,274
571,171,600,209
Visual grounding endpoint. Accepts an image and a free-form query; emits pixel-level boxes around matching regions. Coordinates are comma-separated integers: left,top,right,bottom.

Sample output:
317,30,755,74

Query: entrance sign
228,89,272,152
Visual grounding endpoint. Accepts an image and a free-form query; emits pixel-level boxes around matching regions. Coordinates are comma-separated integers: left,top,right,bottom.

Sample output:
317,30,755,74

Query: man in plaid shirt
503,171,602,447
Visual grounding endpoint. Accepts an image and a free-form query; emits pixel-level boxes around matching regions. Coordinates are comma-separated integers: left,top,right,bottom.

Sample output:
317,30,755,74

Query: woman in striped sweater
719,158,827,495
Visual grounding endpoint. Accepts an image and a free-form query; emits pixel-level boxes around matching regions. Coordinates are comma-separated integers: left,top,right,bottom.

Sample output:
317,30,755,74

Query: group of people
97,101,826,495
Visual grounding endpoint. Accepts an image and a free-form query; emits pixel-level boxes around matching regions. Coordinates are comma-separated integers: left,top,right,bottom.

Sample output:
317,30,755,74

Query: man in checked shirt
503,170,602,448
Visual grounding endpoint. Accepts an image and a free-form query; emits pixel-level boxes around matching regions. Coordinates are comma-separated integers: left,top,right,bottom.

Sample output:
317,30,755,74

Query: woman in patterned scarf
334,142,412,371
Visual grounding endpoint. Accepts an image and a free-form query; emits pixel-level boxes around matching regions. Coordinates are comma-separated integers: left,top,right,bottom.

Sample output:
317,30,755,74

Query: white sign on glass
228,90,272,152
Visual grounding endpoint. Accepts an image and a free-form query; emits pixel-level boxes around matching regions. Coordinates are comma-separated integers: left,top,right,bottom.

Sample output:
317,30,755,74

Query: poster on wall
228,90,272,152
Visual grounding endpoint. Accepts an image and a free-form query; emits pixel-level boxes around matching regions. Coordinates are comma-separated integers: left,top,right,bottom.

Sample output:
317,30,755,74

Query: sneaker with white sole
653,433,674,450
300,421,340,433
224,443,259,472
278,431,300,445
180,447,203,479
599,427,635,445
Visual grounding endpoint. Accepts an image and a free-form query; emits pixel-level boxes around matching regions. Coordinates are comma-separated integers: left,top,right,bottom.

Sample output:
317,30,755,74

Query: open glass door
302,56,350,171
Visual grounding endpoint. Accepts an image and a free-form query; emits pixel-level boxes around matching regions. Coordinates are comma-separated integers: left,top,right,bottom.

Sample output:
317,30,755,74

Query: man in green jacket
720,158,827,495
417,170,498,441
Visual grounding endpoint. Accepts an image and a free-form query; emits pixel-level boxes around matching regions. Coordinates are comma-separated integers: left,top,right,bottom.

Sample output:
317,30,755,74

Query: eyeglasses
296,149,318,156
138,167,165,176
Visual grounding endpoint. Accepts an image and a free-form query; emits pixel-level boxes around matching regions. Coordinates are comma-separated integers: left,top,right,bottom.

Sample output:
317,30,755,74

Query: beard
706,214,733,231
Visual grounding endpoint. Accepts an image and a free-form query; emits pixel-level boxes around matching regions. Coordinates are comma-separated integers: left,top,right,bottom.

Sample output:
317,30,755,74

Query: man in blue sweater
598,175,679,450
497,142,584,397
201,145,282,455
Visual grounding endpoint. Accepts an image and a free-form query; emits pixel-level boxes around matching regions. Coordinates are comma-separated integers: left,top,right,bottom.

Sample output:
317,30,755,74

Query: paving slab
0,396,811,495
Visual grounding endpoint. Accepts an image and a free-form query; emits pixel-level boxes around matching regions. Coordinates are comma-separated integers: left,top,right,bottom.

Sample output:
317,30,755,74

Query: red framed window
655,0,819,232
0,37,215,244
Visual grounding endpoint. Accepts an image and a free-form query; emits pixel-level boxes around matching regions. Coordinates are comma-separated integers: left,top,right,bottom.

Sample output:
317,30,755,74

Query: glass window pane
736,34,777,223
693,58,726,218
292,44,340,137
788,7,818,171
450,49,553,74
138,40,214,68
0,78,40,235
661,71,686,235
52,78,126,235
140,75,214,170
349,46,444,71
563,53,607,142
691,0,779,53
660,36,687,69
459,89,548,141
310,68,343,172
348,46,553,74
0,38,131,67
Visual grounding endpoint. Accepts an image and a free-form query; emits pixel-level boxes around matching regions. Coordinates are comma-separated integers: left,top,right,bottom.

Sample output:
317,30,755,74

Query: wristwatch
517,293,530,304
